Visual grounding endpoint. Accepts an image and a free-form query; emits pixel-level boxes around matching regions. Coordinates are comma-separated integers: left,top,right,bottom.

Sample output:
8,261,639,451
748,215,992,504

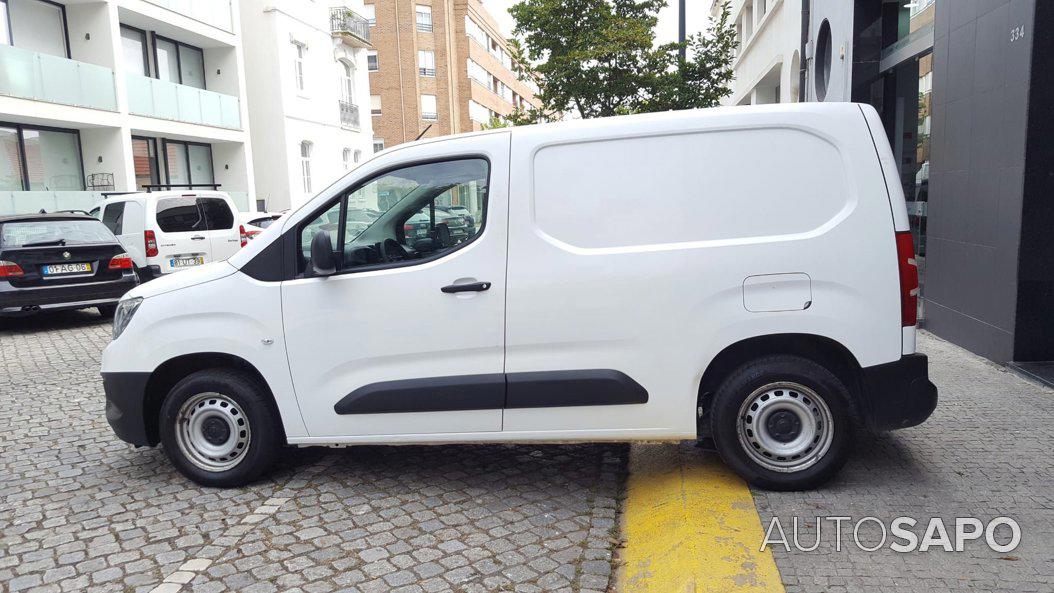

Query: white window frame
361,3,376,25
415,4,432,32
367,50,378,71
418,50,435,77
372,138,384,153
370,94,382,116
420,94,438,121
300,141,312,194
293,42,306,92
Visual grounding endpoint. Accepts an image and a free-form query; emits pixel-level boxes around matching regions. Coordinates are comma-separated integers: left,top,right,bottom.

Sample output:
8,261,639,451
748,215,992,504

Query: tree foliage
507,0,737,123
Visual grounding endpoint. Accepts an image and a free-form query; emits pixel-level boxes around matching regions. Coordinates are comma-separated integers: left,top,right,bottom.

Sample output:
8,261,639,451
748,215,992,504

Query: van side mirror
310,231,336,276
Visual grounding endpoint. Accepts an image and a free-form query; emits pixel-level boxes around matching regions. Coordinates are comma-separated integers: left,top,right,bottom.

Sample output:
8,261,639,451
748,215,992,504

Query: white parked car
101,104,937,490
94,191,246,280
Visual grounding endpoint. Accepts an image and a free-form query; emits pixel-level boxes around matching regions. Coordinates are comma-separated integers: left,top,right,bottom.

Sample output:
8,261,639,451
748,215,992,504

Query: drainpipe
799,0,810,102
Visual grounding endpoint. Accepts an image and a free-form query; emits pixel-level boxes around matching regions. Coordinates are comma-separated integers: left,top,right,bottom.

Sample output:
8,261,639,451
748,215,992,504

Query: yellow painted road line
620,443,785,593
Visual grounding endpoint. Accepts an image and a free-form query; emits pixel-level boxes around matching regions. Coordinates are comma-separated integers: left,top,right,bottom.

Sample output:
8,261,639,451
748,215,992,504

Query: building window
343,148,352,170
420,94,438,121
131,136,160,190
3,0,70,58
373,138,384,153
300,141,312,194
293,42,306,91
418,50,435,77
163,139,214,188
465,16,487,47
154,35,206,89
467,59,489,86
353,149,362,163
370,94,382,116
415,5,432,32
120,25,149,77
367,50,378,71
361,3,375,25
0,123,84,191
339,60,354,101
468,100,496,124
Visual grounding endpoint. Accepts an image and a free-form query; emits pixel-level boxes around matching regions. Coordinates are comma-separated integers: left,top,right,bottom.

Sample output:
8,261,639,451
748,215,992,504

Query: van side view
101,104,937,490
95,191,247,281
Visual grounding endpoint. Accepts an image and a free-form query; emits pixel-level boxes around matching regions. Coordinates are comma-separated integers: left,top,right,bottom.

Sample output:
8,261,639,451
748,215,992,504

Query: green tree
508,0,737,122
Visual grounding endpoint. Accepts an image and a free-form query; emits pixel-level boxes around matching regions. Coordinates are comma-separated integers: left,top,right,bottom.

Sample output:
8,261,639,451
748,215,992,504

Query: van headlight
113,297,143,340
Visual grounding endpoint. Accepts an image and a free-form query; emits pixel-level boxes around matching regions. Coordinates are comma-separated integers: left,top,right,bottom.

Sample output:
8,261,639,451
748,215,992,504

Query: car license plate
42,262,92,275
170,256,205,268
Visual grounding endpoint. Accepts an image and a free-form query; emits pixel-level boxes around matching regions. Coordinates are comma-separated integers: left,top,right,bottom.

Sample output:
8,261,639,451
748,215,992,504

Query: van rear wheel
710,355,852,491
159,369,281,487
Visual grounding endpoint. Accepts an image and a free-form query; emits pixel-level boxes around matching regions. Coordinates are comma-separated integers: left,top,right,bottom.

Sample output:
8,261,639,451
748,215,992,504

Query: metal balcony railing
330,7,371,46
339,100,360,129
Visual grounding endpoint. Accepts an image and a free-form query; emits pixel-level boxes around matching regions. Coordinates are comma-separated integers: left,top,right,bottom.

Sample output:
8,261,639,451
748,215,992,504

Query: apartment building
0,0,257,215
714,0,803,106
363,0,537,152
240,0,374,211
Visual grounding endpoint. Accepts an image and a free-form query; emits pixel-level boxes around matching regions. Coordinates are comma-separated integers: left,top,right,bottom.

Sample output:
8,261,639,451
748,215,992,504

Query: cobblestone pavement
0,312,623,593
752,332,1054,593
3,314,1053,593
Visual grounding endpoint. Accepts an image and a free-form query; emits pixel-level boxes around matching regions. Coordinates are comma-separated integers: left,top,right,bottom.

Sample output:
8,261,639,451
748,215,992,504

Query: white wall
723,0,804,106
80,127,135,191
240,0,374,211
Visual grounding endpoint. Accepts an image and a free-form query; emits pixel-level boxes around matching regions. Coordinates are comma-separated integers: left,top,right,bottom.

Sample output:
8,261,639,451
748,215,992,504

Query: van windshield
1,220,115,248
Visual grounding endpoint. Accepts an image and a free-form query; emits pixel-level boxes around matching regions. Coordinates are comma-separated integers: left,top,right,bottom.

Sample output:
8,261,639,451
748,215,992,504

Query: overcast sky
482,0,711,45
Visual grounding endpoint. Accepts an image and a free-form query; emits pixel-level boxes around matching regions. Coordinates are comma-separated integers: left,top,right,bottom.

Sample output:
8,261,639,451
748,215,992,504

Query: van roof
104,190,233,202
381,102,865,153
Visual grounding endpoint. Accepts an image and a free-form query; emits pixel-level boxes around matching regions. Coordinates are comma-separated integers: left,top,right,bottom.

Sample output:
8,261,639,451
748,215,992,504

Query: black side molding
333,369,648,415
505,369,648,408
334,373,505,415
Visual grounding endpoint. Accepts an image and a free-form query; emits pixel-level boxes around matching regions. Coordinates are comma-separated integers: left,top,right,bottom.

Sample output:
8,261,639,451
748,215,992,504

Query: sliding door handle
441,281,491,293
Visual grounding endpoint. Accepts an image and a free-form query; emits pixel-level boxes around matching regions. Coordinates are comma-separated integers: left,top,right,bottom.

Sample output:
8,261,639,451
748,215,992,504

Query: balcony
0,191,107,216
339,100,360,130
126,74,241,129
0,44,117,111
141,0,234,33
330,7,371,48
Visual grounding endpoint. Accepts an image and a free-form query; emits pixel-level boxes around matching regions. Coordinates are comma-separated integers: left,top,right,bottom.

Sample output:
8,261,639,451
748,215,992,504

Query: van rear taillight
144,230,159,257
896,231,919,327
239,225,248,247
0,260,24,278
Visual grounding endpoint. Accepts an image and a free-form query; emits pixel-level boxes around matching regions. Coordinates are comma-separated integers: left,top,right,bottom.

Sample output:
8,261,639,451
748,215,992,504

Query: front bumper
859,353,938,431
102,371,155,447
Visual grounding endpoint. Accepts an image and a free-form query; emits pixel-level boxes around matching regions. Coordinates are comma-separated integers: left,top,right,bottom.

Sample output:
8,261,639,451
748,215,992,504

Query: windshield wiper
21,239,66,247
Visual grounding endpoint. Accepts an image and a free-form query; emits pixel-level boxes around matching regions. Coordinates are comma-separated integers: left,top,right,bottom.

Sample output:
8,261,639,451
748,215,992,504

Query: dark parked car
437,205,476,229
403,208,471,249
0,214,138,317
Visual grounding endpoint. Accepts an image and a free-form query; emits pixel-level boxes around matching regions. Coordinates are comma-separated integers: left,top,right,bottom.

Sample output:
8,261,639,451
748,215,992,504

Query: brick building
363,0,538,151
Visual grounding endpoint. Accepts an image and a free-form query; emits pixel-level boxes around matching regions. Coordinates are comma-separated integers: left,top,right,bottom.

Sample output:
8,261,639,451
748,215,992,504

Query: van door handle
191,235,206,241
441,281,491,293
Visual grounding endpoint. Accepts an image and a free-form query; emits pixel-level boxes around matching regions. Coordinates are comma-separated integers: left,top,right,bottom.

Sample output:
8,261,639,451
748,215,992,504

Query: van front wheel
710,356,852,491
159,369,281,487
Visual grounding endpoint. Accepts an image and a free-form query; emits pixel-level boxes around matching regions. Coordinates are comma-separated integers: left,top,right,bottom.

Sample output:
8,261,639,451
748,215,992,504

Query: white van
101,104,937,490
95,191,246,280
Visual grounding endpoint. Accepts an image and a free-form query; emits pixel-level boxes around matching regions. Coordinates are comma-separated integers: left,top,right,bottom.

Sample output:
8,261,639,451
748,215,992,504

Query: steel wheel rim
175,392,251,472
736,382,834,473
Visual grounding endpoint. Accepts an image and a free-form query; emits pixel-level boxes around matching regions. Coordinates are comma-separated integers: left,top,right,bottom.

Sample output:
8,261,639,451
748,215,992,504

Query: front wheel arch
141,353,283,446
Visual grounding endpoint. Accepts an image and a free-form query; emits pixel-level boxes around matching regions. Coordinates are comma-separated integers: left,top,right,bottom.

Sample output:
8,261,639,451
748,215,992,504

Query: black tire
97,304,118,317
159,369,282,487
710,355,852,491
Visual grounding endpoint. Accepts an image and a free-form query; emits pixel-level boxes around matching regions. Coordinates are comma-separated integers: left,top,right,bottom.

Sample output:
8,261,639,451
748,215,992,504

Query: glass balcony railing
126,74,241,129
0,44,117,111
142,0,234,33
0,191,107,216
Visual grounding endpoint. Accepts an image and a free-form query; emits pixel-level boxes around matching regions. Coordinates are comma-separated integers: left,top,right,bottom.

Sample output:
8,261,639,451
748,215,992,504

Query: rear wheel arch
696,333,865,437
142,353,282,446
